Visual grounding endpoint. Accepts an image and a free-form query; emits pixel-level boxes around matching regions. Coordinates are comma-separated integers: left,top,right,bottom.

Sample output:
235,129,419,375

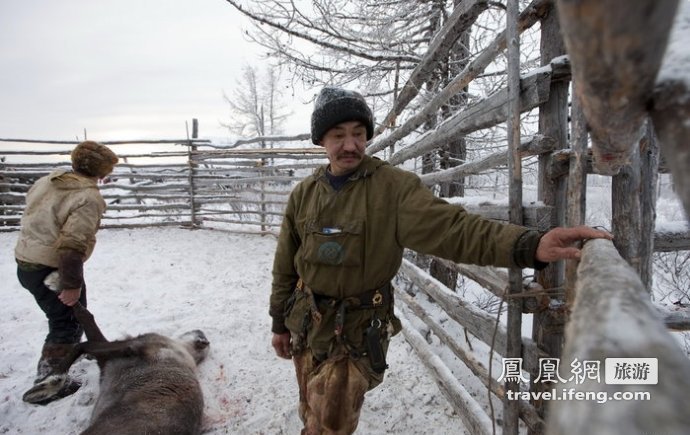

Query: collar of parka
49,169,100,191
314,155,388,183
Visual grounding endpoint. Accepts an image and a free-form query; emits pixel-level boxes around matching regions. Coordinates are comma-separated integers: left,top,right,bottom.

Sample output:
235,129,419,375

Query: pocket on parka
302,220,364,267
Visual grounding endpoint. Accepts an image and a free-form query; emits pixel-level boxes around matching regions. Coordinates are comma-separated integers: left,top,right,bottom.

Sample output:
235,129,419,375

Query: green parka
271,156,542,341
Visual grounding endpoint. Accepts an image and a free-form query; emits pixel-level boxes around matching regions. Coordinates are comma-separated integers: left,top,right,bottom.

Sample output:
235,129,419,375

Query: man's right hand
58,288,81,307
271,332,292,359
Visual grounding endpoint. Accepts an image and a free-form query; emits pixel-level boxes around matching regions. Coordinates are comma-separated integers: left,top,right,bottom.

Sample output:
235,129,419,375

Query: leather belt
297,279,392,310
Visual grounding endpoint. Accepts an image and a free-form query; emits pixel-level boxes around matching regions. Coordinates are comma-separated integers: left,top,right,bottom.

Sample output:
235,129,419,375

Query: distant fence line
0,137,326,235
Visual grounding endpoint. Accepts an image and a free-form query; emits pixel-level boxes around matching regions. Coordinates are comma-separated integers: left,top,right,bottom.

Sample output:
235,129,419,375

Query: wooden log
6,203,190,213
105,203,192,212
398,259,543,372
546,239,690,435
100,221,189,230
188,120,201,228
454,203,554,230
242,187,292,196
101,193,240,202
0,183,29,192
191,175,296,185
388,67,553,166
0,150,189,158
98,183,191,192
395,290,545,433
533,6,569,428
433,257,543,313
419,134,556,186
0,192,25,204
196,208,284,218
505,0,524,430
612,144,642,275
555,0,679,175
0,138,209,145
565,81,588,304
436,259,509,297
192,161,320,171
193,147,326,158
195,198,286,207
199,217,282,228
548,147,671,178
397,312,494,435
654,228,690,252
0,171,267,181
206,133,311,149
196,226,279,237
651,0,690,221
638,122,660,289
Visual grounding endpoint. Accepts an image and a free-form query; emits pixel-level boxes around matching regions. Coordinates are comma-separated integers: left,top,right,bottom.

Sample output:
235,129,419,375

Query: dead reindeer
23,303,210,435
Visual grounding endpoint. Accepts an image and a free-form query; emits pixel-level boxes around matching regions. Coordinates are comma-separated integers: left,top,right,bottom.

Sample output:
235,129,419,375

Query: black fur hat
71,141,118,178
310,86,374,145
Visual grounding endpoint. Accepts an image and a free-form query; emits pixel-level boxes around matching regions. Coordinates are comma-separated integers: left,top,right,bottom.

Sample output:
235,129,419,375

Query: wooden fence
0,137,327,235
2,0,690,433
546,239,690,435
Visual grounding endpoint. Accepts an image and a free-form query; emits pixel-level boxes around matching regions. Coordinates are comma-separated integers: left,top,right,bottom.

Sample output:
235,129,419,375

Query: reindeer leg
23,343,87,404
23,293,109,404
76,339,142,364
72,302,107,343
22,338,143,405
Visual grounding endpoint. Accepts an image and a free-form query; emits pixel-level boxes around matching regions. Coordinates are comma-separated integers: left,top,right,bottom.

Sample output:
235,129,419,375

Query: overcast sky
0,0,312,143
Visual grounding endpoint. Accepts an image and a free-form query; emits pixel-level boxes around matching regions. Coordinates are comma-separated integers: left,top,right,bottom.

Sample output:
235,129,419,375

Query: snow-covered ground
0,228,467,434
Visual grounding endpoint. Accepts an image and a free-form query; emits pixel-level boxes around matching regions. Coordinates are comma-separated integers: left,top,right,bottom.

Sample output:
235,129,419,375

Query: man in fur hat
269,86,612,434
15,140,118,403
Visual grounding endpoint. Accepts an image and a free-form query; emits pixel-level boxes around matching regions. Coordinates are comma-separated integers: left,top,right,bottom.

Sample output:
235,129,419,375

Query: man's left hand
535,225,613,263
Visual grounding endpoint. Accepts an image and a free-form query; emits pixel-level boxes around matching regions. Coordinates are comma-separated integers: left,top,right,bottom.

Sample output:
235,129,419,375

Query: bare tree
225,0,429,92
221,64,291,144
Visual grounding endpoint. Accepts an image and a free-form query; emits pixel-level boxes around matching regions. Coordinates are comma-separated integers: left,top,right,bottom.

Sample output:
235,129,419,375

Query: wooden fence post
187,118,201,228
565,83,587,304
532,3,568,431
504,0,523,434
639,121,659,290
0,156,8,227
612,139,642,273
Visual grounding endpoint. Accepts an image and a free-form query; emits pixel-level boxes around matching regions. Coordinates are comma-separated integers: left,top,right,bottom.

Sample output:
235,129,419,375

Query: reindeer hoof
23,374,80,405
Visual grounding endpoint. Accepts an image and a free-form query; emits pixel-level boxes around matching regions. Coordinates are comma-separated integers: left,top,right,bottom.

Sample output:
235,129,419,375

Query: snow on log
398,312,494,435
546,239,690,435
555,0,679,175
398,259,544,372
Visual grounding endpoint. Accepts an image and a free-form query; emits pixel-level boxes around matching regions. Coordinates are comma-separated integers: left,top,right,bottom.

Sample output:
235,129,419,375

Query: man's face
319,120,368,176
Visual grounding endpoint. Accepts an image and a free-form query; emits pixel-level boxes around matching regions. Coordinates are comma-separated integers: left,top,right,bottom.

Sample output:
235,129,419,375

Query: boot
36,343,73,381
30,343,82,404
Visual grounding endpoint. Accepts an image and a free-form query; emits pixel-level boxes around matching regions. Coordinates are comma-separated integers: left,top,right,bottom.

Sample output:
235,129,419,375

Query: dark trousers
17,265,86,344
